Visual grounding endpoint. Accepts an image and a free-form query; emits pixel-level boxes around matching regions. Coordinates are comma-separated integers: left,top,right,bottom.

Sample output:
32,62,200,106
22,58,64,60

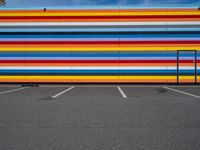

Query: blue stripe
1,34,200,38
1,28,200,32
1,57,199,60
0,70,199,74
1,38,199,41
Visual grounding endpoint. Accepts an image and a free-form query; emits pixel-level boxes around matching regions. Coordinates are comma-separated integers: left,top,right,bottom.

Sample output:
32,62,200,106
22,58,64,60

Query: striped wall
0,7,200,83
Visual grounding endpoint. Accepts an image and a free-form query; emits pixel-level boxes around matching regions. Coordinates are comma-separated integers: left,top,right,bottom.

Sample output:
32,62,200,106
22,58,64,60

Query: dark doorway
177,50,197,84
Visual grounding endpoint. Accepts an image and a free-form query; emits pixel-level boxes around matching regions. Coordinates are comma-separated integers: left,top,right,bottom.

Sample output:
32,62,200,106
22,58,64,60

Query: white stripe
51,86,74,99
117,86,127,99
163,86,200,99
0,66,71,70
1,22,200,26
0,87,29,95
0,66,197,70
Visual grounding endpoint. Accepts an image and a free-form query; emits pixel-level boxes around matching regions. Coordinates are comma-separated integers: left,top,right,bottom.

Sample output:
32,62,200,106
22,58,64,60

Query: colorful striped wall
0,7,200,83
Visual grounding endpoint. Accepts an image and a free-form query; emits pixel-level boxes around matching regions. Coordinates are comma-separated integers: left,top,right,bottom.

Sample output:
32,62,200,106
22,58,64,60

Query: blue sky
5,0,200,7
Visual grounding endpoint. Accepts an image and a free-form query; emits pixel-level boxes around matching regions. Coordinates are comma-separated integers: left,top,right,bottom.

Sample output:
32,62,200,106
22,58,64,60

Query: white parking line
51,86,74,99
163,86,200,99
0,87,29,95
117,86,127,99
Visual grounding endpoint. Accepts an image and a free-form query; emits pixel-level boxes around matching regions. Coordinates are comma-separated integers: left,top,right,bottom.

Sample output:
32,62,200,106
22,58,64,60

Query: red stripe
0,60,198,63
0,15,199,20
1,41,200,45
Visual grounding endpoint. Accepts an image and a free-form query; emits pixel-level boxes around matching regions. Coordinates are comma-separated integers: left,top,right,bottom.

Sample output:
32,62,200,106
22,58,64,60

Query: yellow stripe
120,76,176,79
0,12,200,16
120,12,200,16
0,76,197,80
179,76,196,80
0,47,199,51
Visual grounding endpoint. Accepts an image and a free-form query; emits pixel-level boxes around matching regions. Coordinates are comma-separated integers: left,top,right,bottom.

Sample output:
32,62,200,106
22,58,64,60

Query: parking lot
0,84,200,150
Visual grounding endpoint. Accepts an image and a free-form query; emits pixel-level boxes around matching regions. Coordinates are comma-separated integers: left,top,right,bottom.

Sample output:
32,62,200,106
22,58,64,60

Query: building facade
0,7,199,83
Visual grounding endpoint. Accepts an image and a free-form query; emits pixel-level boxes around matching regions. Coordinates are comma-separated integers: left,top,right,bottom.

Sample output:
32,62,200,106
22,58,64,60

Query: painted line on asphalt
0,87,29,95
163,86,200,99
117,86,127,99
51,86,74,99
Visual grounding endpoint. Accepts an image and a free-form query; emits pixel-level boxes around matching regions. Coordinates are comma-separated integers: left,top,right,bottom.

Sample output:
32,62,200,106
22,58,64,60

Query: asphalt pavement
0,84,200,150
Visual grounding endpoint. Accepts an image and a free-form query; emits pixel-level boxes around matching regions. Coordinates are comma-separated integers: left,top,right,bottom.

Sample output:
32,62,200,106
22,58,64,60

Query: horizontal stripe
1,57,118,60
1,34,199,38
1,25,200,29
0,66,198,69
2,28,200,32
1,69,197,71
1,15,200,20
0,71,198,76
1,31,200,34
0,77,199,83
0,80,196,83
1,22,200,26
0,57,198,60
0,47,199,51
1,45,200,48
1,63,199,67
1,41,200,45
0,54,198,57
0,60,198,63
1,11,200,16
1,18,199,23
0,17,199,20
0,8,198,11
0,75,197,79
0,6,199,9
0,51,197,55
1,38,199,41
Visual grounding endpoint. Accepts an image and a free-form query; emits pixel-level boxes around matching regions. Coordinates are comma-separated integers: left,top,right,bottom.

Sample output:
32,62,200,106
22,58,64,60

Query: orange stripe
0,18,200,22
177,79,196,82
115,79,168,82
0,79,25,82
0,79,170,83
